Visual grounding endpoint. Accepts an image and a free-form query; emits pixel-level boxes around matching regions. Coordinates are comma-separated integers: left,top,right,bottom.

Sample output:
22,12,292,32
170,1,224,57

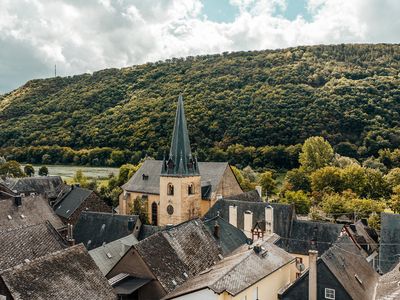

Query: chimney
308,249,318,300
213,221,220,239
14,196,22,207
128,218,135,231
67,223,75,246
255,185,262,198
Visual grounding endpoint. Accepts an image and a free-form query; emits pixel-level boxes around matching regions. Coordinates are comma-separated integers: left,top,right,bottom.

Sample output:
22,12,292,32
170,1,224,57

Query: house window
188,183,194,195
167,183,174,195
151,202,158,226
325,288,335,299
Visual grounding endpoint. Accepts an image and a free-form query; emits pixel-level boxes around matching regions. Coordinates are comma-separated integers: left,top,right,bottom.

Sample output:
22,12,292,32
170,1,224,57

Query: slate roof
133,219,222,293
163,241,294,299
0,222,67,272
0,195,65,230
320,235,379,300
379,213,400,273
161,95,200,176
54,186,93,218
375,262,400,299
279,235,378,300
203,215,248,255
278,220,344,256
204,198,294,239
122,160,229,196
225,189,262,202
89,234,139,276
2,176,64,198
0,244,117,300
74,211,140,250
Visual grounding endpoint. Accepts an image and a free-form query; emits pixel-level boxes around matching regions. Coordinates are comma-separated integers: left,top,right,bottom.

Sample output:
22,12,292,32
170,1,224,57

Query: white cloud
0,0,399,93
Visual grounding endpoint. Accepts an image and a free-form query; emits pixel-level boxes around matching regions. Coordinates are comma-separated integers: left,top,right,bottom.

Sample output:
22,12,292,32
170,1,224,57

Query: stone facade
159,175,201,226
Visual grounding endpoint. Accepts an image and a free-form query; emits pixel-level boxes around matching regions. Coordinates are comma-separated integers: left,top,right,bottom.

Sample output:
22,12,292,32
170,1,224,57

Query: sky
0,0,399,94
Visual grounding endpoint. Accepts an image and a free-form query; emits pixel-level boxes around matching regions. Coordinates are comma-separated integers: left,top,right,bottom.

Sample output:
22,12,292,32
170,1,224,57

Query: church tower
159,95,201,226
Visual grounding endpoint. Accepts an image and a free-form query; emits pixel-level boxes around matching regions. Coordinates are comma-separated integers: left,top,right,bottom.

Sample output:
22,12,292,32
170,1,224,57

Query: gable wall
279,261,352,300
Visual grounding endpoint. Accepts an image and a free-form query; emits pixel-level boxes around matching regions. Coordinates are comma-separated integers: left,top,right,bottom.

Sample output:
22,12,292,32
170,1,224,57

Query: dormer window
188,183,195,195
167,183,174,195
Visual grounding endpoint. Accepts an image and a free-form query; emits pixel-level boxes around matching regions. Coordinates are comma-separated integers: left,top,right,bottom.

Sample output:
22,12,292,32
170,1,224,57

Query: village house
106,219,235,300
163,240,297,300
53,185,111,226
0,194,65,231
278,235,379,300
205,197,346,269
0,222,67,272
73,211,141,250
119,95,243,226
0,244,117,300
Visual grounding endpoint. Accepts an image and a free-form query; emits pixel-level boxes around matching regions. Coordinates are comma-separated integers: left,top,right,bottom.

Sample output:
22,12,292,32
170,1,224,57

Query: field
27,165,119,181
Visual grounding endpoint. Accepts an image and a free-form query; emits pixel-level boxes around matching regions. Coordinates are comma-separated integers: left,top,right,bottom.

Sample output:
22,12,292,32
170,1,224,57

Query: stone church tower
159,95,201,226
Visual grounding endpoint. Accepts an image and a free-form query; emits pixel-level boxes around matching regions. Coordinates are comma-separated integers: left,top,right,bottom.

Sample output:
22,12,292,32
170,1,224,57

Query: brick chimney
308,249,318,300
66,223,75,246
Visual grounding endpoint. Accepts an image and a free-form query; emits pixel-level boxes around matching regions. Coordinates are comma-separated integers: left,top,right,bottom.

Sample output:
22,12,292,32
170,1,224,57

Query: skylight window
106,253,113,259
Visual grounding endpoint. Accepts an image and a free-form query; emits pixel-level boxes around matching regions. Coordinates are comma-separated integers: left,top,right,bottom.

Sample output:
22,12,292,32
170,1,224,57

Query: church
119,95,243,226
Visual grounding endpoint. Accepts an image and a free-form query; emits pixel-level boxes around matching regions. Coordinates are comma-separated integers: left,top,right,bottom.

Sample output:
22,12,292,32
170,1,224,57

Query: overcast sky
0,0,399,94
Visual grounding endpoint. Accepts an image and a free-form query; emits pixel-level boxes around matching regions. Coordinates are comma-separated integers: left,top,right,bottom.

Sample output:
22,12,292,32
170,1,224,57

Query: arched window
167,183,174,195
151,202,158,226
188,183,194,195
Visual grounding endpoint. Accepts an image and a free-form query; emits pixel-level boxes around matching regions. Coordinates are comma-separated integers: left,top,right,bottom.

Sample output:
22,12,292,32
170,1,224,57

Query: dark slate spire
161,95,199,176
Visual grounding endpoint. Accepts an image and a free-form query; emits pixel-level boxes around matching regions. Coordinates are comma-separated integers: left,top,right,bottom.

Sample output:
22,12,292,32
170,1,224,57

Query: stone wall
159,175,201,226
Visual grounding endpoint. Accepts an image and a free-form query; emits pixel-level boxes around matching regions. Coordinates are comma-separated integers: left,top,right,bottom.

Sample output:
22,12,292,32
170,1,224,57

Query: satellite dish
296,262,306,272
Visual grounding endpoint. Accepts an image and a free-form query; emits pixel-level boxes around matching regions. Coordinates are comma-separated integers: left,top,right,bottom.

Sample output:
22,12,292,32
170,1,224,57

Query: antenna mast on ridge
54,64,57,77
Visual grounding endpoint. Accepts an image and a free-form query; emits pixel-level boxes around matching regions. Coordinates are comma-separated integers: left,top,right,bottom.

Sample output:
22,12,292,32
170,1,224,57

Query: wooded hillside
1,44,399,167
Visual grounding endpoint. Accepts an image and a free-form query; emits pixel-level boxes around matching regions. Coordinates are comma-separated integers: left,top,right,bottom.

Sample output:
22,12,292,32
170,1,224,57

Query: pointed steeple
161,95,199,176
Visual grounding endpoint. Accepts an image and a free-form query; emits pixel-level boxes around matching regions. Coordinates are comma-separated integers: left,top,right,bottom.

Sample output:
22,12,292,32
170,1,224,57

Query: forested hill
1,44,400,167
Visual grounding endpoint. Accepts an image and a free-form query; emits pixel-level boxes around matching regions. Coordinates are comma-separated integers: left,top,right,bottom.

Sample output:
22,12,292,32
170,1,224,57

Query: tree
258,171,277,195
299,136,334,172
363,168,389,199
389,185,400,214
130,196,149,224
283,168,311,192
385,168,400,189
0,161,25,177
231,166,256,191
280,190,311,214
38,166,49,176
73,169,87,186
310,166,343,193
341,164,367,196
24,164,35,177
320,193,348,221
